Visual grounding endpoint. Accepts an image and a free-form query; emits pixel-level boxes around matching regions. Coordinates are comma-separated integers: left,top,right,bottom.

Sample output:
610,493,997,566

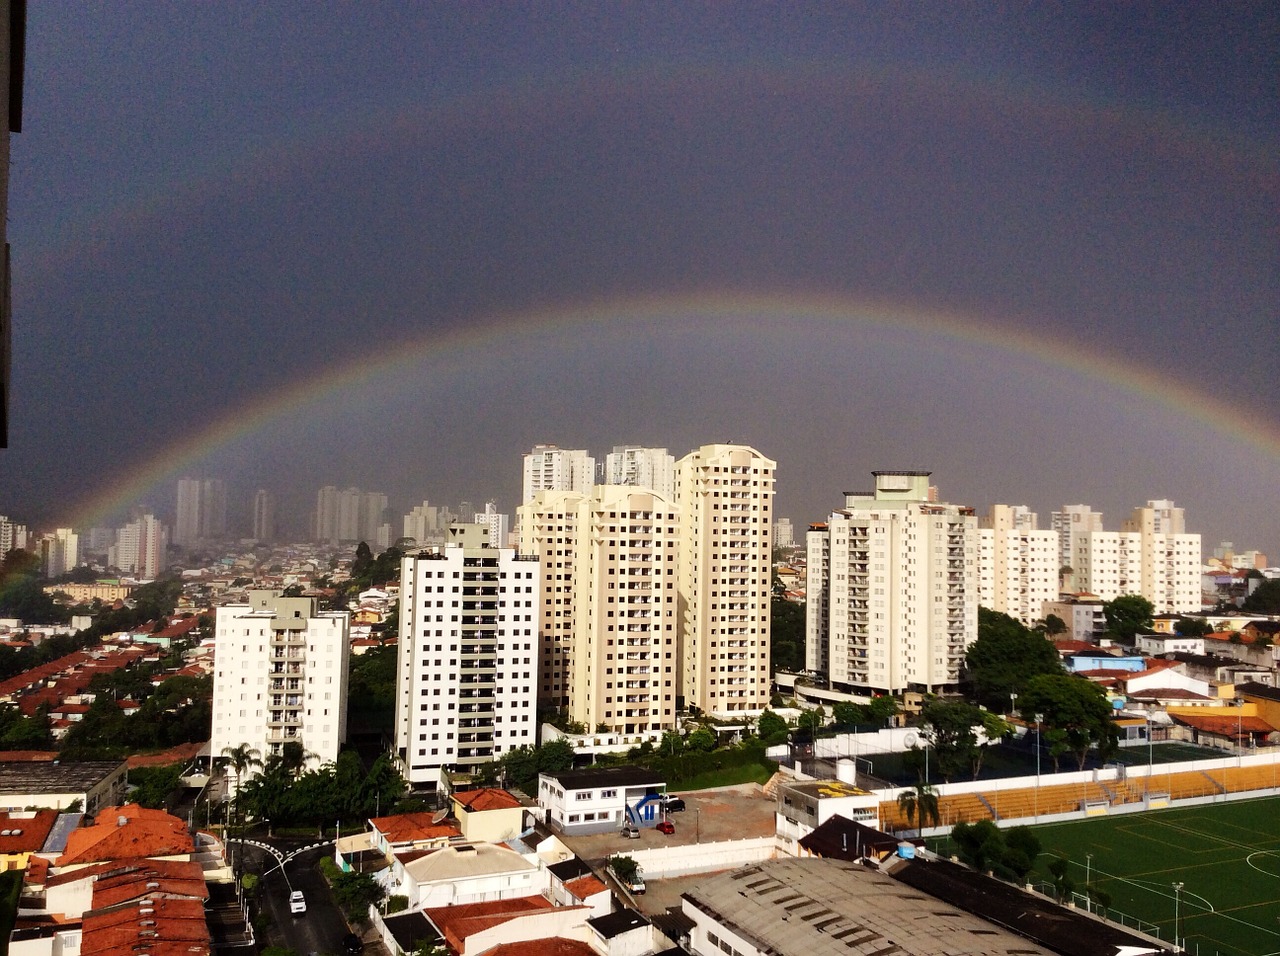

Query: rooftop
542,766,666,791
587,909,650,939
0,760,125,796
454,787,523,812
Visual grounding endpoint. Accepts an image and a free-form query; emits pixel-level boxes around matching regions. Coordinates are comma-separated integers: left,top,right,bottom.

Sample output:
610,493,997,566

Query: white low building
537,767,666,836
392,841,546,909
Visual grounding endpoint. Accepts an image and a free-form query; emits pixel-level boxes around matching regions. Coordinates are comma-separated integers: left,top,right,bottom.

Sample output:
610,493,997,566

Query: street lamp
1172,882,1184,952
1034,714,1042,822
1085,853,1093,913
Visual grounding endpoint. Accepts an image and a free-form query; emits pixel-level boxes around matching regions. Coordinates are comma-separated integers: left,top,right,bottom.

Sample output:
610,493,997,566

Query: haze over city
2,4,1276,554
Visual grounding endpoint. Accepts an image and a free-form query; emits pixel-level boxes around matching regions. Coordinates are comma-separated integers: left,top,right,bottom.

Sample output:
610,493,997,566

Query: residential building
109,513,168,580
976,505,1058,625
403,500,443,545
1041,593,1107,642
1069,501,1201,614
602,445,675,500
518,485,679,732
252,488,275,543
473,501,510,548
0,760,127,814
174,477,227,546
536,766,666,835
773,517,794,548
211,590,350,771
0,514,27,553
522,445,594,504
675,443,775,715
37,527,78,578
1051,503,1103,589
806,471,977,694
314,485,388,544
394,526,539,788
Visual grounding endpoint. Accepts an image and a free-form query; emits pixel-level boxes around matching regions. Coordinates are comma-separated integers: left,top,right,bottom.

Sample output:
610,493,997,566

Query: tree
770,597,805,672
896,781,939,836
1102,594,1154,642
1047,857,1074,901
866,695,899,725
950,820,1039,882
320,857,386,923
1018,674,1118,771
1243,579,1280,614
757,710,788,745
1174,616,1211,637
1041,614,1067,636
797,707,826,739
964,609,1063,711
831,700,868,728
608,854,640,885
220,743,262,876
920,699,983,782
686,726,716,752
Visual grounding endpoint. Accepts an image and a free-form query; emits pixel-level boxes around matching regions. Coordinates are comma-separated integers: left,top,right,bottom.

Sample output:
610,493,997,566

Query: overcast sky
3,3,1277,555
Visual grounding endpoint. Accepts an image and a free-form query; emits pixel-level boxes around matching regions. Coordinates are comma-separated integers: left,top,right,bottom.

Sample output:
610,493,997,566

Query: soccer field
1028,797,1280,956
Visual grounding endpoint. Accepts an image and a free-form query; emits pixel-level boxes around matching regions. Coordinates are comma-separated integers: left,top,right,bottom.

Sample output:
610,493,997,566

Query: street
243,841,359,955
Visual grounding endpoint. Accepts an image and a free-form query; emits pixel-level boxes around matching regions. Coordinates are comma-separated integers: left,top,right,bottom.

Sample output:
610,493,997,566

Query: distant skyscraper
252,489,276,543
174,477,228,546
676,443,775,715
522,445,594,504
1051,504,1104,588
314,486,386,544
806,471,978,694
603,445,675,499
0,515,27,554
37,527,78,578
773,518,794,548
472,502,510,548
110,513,168,580
403,500,441,545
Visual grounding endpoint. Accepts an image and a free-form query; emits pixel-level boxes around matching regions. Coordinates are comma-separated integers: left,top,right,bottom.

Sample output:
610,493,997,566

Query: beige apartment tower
806,471,978,694
675,444,775,715
519,486,678,733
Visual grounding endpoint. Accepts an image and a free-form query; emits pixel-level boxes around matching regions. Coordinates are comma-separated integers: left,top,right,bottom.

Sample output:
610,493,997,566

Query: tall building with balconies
806,471,978,694
174,477,227,547
602,445,675,500
211,590,350,772
518,485,678,734
395,525,539,788
976,505,1059,625
675,444,775,715
521,445,594,504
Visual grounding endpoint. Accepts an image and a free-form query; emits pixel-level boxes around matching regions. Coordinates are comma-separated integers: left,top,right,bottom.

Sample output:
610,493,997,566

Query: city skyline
1,6,1276,557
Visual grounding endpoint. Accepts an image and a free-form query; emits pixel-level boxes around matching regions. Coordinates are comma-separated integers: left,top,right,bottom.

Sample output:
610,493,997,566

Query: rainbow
67,291,1280,528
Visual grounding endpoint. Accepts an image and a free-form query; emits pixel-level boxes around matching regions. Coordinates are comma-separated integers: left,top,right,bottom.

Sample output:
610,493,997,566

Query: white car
289,890,306,915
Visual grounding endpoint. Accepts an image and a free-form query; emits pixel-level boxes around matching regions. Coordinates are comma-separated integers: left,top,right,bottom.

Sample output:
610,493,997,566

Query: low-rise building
537,767,666,836
0,760,127,814
450,788,525,843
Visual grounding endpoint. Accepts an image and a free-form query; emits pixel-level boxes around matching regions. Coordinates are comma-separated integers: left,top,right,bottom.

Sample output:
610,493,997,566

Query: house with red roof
0,809,60,871
423,895,592,956
57,805,195,870
369,812,462,858
450,788,526,843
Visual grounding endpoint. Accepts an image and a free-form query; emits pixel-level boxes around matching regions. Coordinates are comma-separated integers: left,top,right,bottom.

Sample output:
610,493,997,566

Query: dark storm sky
3,3,1278,553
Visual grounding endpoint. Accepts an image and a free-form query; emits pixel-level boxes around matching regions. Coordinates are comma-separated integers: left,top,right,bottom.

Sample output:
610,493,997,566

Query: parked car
656,819,675,835
289,890,306,915
620,824,640,839
342,934,364,955
661,795,686,812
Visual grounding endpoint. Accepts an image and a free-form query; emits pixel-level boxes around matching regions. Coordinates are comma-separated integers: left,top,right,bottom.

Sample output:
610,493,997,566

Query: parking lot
556,783,777,863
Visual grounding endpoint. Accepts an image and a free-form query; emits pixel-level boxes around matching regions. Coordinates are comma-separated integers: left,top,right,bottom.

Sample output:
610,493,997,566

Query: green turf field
1026,797,1280,956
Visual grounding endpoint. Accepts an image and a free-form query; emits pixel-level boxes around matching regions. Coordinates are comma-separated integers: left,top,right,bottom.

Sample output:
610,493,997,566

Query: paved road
244,842,354,955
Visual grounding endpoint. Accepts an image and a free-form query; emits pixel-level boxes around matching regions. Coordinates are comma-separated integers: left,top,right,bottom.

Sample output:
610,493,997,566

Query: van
289,890,307,915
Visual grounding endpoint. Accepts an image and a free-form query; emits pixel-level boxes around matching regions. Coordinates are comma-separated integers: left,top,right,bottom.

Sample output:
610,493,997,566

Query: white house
537,767,666,836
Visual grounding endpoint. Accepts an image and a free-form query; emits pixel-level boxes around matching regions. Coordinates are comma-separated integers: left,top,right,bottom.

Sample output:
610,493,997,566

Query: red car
656,820,675,835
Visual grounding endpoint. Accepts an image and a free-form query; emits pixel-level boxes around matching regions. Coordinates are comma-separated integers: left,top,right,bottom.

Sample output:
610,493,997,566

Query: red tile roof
425,896,558,954
80,896,210,956
370,812,461,845
454,788,522,813
563,873,608,899
89,859,208,909
1171,712,1274,735
478,939,597,956
59,805,194,866
0,809,60,854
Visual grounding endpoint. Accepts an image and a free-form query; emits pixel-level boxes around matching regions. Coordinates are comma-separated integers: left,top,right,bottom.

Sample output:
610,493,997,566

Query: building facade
675,444,775,715
518,485,679,734
174,477,227,547
395,526,539,787
806,471,978,694
602,445,675,500
976,505,1058,625
252,489,275,543
521,445,594,504
211,590,350,770
109,513,168,581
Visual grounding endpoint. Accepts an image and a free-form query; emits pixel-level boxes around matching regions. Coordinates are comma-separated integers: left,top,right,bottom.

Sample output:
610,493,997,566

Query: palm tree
896,782,940,837
220,743,261,877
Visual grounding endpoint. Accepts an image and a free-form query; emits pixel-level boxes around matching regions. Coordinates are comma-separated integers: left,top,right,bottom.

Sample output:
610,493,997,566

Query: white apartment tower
1051,504,1103,589
0,515,27,554
315,486,387,544
473,502,511,549
806,471,978,694
211,590,350,770
603,445,676,500
403,500,443,545
38,528,79,578
395,526,539,788
675,444,775,715
522,445,594,504
977,505,1059,625
110,513,168,580
518,486,678,733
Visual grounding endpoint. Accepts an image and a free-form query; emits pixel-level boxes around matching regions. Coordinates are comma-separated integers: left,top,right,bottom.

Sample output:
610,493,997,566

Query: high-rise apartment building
110,513,168,580
806,471,978,694
403,500,442,545
314,486,387,544
602,445,675,500
1066,500,1201,614
675,444,775,715
252,489,275,543
976,505,1058,625
0,514,26,554
519,486,678,733
37,527,78,578
473,502,510,549
522,445,594,504
174,477,227,547
773,518,795,549
1051,504,1103,589
395,526,539,788
212,590,350,771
